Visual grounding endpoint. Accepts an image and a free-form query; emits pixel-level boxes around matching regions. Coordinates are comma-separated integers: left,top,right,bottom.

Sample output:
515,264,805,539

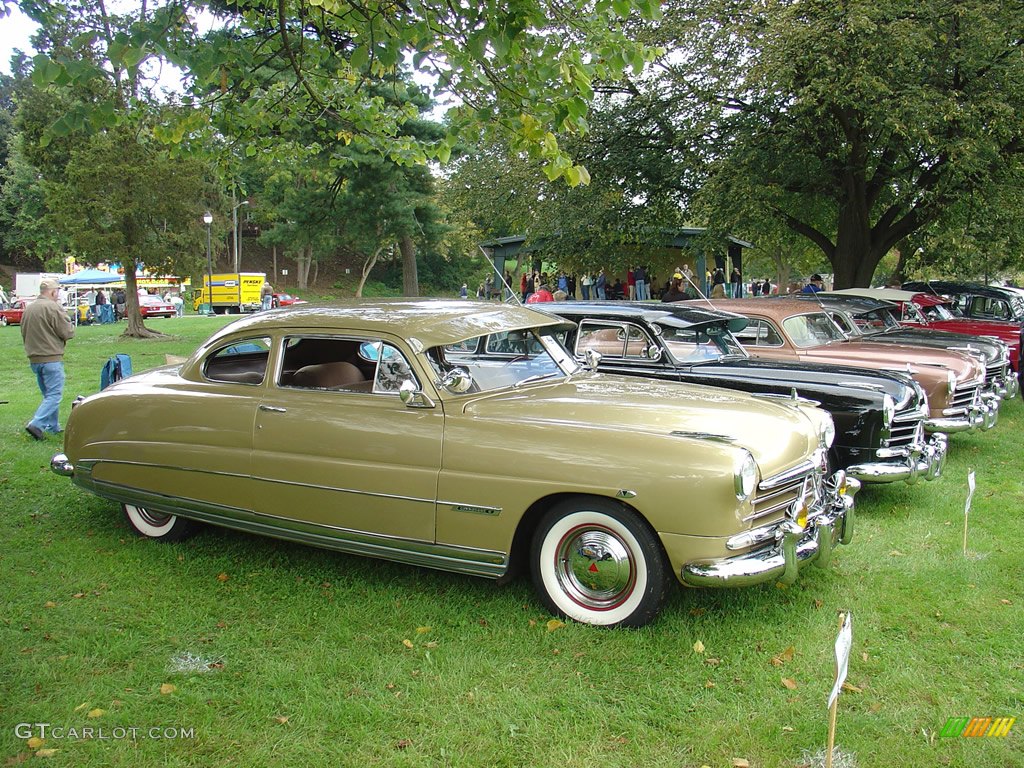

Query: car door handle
259,404,287,413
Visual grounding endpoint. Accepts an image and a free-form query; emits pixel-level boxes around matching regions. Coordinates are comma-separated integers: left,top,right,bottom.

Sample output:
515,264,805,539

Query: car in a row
51,300,858,628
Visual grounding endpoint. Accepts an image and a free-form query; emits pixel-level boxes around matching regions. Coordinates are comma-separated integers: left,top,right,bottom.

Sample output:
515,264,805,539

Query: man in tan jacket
21,279,75,440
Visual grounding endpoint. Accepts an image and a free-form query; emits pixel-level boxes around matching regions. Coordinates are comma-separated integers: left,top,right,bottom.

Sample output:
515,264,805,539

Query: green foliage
19,0,661,186
46,126,214,278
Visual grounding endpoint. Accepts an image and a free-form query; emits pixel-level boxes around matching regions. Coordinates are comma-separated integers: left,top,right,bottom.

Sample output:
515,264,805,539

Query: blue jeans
29,361,65,433
635,280,648,300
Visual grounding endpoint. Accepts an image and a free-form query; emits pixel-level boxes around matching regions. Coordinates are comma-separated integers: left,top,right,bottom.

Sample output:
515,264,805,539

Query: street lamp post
203,211,214,315
232,199,249,272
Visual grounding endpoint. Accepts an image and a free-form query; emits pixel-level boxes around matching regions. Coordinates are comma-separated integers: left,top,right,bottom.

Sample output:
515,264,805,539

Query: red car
272,293,307,307
138,294,176,318
831,288,1022,380
0,299,29,326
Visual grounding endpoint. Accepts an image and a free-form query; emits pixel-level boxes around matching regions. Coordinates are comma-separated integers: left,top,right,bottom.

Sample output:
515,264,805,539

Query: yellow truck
194,273,266,314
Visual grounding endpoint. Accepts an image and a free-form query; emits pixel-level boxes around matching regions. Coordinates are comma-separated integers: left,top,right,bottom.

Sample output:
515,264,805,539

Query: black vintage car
544,302,947,485
783,292,1017,406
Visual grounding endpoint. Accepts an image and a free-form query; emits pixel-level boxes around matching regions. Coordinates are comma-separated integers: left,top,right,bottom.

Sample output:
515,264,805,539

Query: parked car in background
545,302,945,485
138,294,176,318
902,280,1024,324
693,298,992,433
829,288,1022,383
788,292,1017,402
273,293,307,307
0,298,28,326
51,300,857,628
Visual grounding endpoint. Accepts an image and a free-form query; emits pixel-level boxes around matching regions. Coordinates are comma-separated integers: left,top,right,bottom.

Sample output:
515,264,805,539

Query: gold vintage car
51,301,858,627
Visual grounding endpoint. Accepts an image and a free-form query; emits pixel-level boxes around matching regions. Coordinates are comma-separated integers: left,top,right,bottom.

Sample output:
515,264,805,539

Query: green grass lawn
1,317,1021,767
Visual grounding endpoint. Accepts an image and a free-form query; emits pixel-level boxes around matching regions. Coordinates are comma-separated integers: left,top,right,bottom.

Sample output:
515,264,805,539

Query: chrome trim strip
78,458,438,505
71,469,509,578
670,431,737,444
758,457,819,491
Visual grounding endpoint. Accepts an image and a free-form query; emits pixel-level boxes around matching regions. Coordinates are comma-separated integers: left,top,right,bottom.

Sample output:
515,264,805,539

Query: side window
358,341,419,394
280,336,373,392
203,338,271,384
734,320,783,347
578,322,626,358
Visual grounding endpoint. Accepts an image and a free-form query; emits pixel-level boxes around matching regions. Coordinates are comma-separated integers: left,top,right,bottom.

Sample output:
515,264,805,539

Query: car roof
203,299,572,348
685,298,833,320
829,288,921,303
793,293,899,312
902,280,1020,300
541,301,750,333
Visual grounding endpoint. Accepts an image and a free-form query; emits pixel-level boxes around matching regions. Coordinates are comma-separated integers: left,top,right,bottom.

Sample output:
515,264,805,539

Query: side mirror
645,344,662,362
399,379,435,408
440,367,474,393
584,348,603,371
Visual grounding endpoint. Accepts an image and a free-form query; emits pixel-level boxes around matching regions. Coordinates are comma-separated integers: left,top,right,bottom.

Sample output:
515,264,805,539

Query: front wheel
530,498,671,628
0,315,8,326
122,503,197,542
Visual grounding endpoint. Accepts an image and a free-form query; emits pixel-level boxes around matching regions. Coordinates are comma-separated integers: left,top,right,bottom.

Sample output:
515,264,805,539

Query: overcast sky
2,6,38,75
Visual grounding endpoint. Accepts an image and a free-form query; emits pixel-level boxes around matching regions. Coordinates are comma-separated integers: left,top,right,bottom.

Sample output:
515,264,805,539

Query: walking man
22,279,75,440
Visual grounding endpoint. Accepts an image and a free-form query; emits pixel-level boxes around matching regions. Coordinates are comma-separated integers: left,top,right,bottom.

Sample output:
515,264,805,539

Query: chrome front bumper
51,453,74,477
846,433,948,484
681,475,860,588
924,400,998,433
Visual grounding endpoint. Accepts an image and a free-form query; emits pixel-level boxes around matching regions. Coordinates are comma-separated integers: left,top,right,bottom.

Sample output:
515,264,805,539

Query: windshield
848,307,901,335
918,302,955,321
782,312,847,347
437,328,578,393
658,323,747,363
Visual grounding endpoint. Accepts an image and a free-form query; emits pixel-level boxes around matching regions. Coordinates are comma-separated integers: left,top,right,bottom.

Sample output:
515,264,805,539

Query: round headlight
734,451,758,501
819,412,835,449
882,394,895,429
946,370,956,395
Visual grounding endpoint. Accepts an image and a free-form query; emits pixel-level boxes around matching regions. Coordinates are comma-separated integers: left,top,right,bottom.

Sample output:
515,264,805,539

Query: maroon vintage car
831,288,1022,379
0,299,29,326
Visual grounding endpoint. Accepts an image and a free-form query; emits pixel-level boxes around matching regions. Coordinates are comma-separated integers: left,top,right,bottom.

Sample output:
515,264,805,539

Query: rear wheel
530,497,671,628
122,503,197,542
0,315,8,326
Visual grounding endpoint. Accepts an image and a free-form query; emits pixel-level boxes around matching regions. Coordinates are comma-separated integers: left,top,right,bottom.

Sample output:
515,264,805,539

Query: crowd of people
462,266,826,304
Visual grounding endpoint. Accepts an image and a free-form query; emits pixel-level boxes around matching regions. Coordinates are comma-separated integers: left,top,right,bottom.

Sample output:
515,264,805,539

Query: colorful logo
940,717,1015,738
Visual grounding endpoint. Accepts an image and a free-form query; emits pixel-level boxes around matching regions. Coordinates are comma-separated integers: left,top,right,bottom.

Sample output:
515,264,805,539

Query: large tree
21,0,663,185
47,126,213,337
580,0,1024,287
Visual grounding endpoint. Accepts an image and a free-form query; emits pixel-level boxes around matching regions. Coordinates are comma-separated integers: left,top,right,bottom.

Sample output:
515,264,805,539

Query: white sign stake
826,612,852,768
963,470,976,556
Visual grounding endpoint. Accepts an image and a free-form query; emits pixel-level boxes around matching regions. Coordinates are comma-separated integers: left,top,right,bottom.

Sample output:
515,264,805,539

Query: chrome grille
949,383,982,413
744,459,822,525
985,362,1007,388
884,406,925,449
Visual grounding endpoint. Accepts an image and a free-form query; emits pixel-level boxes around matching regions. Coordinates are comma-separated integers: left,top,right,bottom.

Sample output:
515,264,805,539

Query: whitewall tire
122,503,196,542
530,498,671,628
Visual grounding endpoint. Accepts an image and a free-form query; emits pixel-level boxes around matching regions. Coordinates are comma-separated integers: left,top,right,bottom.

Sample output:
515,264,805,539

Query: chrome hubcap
135,506,172,527
555,525,635,610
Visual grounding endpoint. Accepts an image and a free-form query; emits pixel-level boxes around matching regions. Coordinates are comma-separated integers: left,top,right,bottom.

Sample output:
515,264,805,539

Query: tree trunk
296,244,312,289
400,234,418,297
355,244,386,298
830,201,886,288
121,269,163,338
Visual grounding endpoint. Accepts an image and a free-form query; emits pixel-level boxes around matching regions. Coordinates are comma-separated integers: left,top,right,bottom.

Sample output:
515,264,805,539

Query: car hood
797,340,985,384
682,357,915,407
458,373,824,478
860,329,1005,364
